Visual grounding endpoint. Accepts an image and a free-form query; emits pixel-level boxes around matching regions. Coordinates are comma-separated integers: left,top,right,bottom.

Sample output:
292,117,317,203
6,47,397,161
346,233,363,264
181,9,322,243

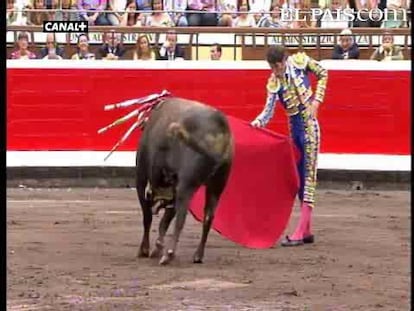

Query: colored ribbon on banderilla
98,89,171,161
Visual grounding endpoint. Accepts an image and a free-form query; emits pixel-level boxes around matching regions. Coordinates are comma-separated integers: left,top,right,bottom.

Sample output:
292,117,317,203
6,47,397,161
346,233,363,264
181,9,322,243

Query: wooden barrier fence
6,26,412,60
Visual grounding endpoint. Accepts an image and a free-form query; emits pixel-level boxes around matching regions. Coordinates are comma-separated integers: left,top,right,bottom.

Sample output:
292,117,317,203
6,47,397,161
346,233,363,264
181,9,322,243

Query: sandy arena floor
7,188,410,311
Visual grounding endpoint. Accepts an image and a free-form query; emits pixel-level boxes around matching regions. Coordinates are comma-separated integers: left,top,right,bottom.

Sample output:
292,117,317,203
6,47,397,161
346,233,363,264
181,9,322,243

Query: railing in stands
6,26,412,61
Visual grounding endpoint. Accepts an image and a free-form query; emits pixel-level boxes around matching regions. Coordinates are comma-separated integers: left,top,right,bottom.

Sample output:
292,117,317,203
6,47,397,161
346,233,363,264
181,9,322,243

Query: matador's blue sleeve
254,74,280,127
255,92,278,127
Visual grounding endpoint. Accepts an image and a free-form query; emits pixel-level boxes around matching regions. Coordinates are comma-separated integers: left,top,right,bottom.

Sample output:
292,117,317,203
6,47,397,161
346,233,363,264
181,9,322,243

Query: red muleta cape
189,116,300,249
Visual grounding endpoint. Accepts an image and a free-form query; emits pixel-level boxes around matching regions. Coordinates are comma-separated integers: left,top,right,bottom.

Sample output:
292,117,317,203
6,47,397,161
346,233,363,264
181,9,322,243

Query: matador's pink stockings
289,202,313,240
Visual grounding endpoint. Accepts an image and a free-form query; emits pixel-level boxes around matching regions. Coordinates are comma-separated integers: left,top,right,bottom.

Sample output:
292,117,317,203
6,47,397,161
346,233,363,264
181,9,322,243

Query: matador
251,45,328,247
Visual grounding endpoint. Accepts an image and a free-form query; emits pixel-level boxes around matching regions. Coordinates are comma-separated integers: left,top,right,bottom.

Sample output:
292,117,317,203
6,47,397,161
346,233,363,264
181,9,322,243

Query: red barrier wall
7,61,410,155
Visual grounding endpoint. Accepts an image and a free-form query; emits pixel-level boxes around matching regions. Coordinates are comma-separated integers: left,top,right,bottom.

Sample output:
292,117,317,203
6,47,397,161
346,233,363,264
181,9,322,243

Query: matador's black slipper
281,235,315,247
303,234,315,244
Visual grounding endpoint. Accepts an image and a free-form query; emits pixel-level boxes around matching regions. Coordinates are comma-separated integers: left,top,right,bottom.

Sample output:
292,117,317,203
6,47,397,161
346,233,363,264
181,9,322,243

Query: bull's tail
167,122,231,164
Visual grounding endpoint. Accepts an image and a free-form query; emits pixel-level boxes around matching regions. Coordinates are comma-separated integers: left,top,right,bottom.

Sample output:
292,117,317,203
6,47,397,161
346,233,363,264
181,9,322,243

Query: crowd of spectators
9,30,214,60
8,28,405,61
7,0,411,28
6,0,409,61
329,27,404,60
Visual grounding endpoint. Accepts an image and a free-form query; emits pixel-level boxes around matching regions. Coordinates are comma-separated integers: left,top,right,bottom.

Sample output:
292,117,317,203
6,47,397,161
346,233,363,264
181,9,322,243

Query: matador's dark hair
266,45,287,64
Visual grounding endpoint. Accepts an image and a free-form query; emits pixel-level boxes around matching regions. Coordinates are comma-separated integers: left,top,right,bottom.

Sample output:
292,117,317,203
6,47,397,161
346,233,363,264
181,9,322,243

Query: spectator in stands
77,0,111,25
45,0,58,20
9,1,30,25
248,0,272,26
257,2,289,28
218,0,237,26
98,32,126,60
382,0,408,28
291,0,317,28
134,0,152,25
316,0,350,28
157,30,185,60
7,0,17,25
332,28,360,59
146,0,174,26
55,0,79,21
248,0,271,15
39,33,65,59
27,0,50,25
234,1,256,27
133,34,156,60
106,0,128,25
186,0,218,26
210,43,222,60
164,0,189,26
10,32,37,59
370,32,404,60
349,0,378,27
71,33,96,59
121,0,144,26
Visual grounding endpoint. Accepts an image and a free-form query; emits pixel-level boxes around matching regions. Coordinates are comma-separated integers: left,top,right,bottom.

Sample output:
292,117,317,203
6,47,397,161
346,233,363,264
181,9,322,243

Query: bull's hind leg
150,207,176,258
136,171,152,258
193,163,231,264
159,185,196,265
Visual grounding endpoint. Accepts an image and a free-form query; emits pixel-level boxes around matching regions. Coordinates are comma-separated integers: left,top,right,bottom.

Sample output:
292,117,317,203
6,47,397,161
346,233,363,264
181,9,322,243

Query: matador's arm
306,58,328,103
255,92,279,127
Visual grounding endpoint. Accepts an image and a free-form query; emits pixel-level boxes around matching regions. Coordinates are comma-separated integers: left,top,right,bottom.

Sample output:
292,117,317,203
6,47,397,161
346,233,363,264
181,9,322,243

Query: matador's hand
251,119,262,128
309,100,320,118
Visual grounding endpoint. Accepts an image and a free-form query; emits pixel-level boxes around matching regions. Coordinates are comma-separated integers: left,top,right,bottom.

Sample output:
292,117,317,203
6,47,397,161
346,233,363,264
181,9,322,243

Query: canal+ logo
43,21,89,33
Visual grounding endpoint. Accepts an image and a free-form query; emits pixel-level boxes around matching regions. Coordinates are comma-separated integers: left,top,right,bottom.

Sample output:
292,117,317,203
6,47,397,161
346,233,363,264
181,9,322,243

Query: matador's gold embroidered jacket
254,52,328,127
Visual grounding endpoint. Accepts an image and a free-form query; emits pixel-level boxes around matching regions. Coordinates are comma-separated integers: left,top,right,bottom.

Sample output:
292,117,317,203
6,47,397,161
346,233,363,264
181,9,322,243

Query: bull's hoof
159,249,175,265
150,247,162,258
193,253,204,264
137,248,150,258
150,240,163,258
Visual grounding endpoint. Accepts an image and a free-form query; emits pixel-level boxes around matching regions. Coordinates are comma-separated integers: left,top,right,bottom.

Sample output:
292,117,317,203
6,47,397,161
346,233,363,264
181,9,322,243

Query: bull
135,96,234,265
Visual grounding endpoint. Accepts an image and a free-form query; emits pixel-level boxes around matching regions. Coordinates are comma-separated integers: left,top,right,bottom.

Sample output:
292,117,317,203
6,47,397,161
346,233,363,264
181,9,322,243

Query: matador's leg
303,117,321,208
282,115,320,246
288,114,306,202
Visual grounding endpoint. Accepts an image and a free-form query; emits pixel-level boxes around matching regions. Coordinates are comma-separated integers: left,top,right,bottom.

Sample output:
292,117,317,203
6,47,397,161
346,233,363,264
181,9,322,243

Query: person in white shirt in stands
218,0,237,26
146,0,174,26
10,0,31,25
248,0,271,24
106,0,127,26
164,0,189,26
257,2,290,28
157,30,185,61
233,1,256,27
316,0,350,29
382,0,408,28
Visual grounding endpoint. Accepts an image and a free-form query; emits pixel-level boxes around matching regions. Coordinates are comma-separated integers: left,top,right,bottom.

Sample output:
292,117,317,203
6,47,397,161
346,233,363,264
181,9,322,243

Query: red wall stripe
7,67,410,155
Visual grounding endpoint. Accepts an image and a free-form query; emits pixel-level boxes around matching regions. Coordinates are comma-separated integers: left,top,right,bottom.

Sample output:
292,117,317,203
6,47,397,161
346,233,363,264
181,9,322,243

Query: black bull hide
135,97,234,265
